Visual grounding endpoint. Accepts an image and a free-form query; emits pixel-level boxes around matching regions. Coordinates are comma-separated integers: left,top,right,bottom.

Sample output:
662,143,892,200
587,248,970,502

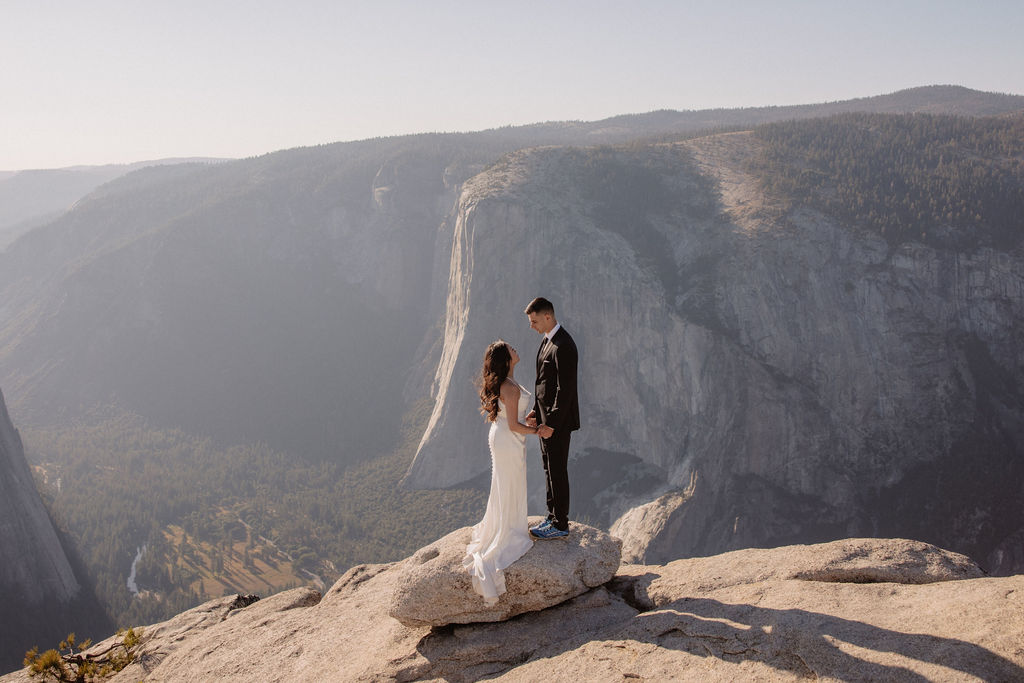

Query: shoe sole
533,531,569,539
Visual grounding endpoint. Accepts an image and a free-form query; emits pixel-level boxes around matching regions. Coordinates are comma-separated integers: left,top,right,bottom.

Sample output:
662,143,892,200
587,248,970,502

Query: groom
524,297,579,539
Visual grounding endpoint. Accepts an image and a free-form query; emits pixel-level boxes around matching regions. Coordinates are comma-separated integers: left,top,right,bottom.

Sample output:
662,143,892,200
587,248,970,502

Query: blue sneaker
531,524,569,539
529,519,552,536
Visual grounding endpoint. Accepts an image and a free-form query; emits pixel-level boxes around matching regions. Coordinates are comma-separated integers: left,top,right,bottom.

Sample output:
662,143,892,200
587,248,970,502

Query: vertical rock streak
416,201,476,464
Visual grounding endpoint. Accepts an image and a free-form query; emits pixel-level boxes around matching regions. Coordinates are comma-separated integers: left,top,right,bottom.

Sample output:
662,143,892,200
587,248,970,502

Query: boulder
610,486,692,564
388,519,622,627
611,537,985,611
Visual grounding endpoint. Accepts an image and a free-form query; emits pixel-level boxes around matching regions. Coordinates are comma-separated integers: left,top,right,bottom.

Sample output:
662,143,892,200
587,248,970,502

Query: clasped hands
525,411,554,439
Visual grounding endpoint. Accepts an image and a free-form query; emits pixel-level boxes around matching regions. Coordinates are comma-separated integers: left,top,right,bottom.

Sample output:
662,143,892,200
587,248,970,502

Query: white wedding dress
463,381,534,605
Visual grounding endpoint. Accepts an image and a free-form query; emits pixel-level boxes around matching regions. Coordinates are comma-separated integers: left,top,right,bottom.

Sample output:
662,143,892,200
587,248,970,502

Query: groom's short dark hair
524,297,554,315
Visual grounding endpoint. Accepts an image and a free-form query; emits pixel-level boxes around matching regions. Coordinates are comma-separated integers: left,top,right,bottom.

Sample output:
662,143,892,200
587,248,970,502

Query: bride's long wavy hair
479,340,512,422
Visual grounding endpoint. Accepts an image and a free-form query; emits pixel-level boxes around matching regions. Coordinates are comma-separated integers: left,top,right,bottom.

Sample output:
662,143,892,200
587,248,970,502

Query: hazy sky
3,0,1023,170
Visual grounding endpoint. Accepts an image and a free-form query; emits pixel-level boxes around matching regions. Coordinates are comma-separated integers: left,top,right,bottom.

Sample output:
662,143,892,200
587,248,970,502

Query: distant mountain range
0,158,227,249
2,84,1021,248
1,85,1023,665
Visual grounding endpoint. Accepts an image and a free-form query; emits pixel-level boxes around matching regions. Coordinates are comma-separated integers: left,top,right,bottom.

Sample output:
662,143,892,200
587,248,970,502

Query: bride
463,340,539,605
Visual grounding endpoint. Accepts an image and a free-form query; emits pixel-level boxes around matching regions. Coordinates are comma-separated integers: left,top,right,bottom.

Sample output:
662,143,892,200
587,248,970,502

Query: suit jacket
534,326,580,433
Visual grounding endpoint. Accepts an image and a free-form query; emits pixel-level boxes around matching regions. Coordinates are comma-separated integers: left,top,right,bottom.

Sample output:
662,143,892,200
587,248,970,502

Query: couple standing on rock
463,297,580,605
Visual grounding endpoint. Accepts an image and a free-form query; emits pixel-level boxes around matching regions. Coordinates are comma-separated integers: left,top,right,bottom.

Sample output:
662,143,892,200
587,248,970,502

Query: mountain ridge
0,158,228,250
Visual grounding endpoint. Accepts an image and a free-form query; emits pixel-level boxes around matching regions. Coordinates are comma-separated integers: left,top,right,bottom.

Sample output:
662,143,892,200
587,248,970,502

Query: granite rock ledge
388,519,622,628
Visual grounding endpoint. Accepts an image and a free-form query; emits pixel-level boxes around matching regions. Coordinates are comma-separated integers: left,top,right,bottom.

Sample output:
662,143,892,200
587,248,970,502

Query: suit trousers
540,428,571,531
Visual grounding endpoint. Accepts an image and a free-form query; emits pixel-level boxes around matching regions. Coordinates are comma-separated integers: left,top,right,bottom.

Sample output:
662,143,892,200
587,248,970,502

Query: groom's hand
537,425,554,438
525,411,537,427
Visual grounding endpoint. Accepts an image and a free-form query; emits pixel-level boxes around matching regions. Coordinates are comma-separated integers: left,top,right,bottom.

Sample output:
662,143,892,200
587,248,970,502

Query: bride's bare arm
500,382,539,435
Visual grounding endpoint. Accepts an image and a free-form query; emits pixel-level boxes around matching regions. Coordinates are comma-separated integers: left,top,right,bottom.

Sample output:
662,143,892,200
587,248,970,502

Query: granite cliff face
406,132,1024,573
0,387,79,603
0,387,84,671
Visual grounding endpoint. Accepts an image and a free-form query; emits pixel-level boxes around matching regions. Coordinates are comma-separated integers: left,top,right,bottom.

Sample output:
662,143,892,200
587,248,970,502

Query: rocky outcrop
389,520,621,627
2,536,1019,682
611,477,697,564
0,388,80,605
0,386,91,672
406,133,1024,573
609,537,985,610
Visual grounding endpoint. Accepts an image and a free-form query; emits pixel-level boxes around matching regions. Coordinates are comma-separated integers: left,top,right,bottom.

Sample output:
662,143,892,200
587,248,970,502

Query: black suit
534,325,579,531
